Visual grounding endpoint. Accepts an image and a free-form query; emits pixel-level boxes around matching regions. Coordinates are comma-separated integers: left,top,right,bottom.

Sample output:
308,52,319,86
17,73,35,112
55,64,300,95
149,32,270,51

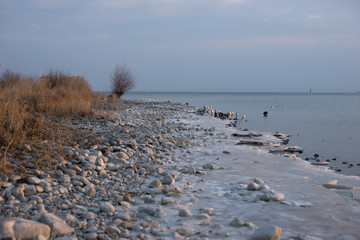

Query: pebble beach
1,99,360,240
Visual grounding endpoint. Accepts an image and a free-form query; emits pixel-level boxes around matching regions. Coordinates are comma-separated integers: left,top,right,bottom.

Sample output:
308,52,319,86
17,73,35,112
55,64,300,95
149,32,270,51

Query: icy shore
1,99,359,240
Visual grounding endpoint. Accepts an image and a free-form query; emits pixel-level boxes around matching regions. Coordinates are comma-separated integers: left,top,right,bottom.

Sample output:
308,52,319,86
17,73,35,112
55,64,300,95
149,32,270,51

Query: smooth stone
200,208,213,216
229,217,245,227
40,213,75,237
105,225,121,236
58,175,71,184
178,208,192,217
84,232,98,240
149,180,162,188
162,175,175,185
100,202,115,214
28,177,41,185
247,182,260,191
254,178,265,185
251,225,282,240
0,217,51,239
161,197,174,205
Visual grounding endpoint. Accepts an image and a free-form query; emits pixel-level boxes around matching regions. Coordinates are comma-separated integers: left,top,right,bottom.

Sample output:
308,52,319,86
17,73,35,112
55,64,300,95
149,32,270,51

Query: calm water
123,92,360,176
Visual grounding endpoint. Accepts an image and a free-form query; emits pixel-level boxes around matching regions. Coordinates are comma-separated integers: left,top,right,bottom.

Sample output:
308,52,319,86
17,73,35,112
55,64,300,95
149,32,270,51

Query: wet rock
251,225,282,240
154,206,164,218
162,175,175,185
144,195,155,204
247,182,260,191
200,208,213,215
176,228,193,237
229,217,245,227
161,197,174,205
203,163,215,170
0,217,51,239
178,208,192,217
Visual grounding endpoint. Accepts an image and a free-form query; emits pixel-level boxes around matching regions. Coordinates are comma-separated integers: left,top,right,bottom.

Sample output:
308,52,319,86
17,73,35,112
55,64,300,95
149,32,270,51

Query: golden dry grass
0,70,102,174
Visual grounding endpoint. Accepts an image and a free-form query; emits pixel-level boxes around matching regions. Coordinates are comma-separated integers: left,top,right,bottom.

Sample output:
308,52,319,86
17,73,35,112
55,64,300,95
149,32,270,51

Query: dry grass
0,70,104,174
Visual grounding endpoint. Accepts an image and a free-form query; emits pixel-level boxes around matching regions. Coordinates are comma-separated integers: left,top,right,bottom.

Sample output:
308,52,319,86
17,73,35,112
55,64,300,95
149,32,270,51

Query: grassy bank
0,70,105,174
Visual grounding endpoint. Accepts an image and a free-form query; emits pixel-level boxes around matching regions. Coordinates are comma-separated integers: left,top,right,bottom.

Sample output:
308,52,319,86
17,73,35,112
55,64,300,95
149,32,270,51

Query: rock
196,213,211,220
144,195,155,204
116,212,131,221
247,182,260,191
40,213,75,237
149,180,162,188
162,175,175,185
28,177,41,185
254,178,264,185
0,217,51,239
229,217,245,227
251,225,282,240
59,175,71,184
100,202,115,214
203,163,215,170
200,208,213,215
84,232,98,240
178,208,192,217
105,225,121,236
118,152,130,160
154,206,164,218
24,184,37,195
161,197,174,205
176,228,193,237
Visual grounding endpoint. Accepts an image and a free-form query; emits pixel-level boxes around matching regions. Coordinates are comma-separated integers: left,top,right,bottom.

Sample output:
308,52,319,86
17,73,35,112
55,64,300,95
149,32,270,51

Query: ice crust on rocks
0,99,360,239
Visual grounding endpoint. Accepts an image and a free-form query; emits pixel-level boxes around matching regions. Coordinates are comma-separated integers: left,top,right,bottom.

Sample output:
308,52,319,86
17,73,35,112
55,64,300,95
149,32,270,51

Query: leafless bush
110,64,135,98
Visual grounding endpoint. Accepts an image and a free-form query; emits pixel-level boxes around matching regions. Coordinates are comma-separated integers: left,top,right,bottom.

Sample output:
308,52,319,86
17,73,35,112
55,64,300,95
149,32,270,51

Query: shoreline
1,99,360,239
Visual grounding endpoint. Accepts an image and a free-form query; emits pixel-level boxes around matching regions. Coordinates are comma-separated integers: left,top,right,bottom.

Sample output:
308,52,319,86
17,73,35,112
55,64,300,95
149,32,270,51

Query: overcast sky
1,0,359,92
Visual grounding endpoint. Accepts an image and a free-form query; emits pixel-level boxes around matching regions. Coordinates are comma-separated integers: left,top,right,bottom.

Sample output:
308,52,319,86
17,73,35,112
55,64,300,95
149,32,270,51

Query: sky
0,0,359,92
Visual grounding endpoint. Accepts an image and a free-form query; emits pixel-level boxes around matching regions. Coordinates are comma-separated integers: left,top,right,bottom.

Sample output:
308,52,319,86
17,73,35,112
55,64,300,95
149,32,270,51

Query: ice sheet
167,113,360,239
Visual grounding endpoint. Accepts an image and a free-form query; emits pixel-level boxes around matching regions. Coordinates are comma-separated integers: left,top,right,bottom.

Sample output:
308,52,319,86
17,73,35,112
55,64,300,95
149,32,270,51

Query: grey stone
40,213,74,237
229,217,245,227
105,225,121,236
100,202,115,214
178,208,192,217
251,225,282,240
162,175,175,185
59,175,71,184
28,177,41,185
203,163,215,170
200,208,213,215
24,184,37,195
154,206,164,218
149,180,162,188
247,182,260,191
0,217,51,239
254,178,265,185
161,197,174,205
144,195,155,204
84,232,98,240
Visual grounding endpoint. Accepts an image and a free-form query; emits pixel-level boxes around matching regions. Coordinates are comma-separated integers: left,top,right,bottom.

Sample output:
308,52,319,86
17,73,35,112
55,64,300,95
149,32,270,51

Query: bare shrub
110,64,135,98
0,70,22,89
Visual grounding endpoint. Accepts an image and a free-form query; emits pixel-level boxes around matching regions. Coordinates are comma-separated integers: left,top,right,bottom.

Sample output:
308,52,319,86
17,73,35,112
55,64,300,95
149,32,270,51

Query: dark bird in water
263,111,268,117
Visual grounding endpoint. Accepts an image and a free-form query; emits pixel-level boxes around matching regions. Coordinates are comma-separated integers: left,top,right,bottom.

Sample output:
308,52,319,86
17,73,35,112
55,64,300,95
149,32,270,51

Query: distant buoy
263,111,268,117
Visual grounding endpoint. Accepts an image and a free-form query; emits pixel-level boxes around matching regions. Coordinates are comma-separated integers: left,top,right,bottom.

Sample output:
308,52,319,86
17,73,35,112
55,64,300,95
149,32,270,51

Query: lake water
123,92,360,176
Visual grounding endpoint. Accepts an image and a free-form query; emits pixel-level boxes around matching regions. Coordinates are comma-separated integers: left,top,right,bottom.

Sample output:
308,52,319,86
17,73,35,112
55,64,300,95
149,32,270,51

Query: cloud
204,35,360,50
